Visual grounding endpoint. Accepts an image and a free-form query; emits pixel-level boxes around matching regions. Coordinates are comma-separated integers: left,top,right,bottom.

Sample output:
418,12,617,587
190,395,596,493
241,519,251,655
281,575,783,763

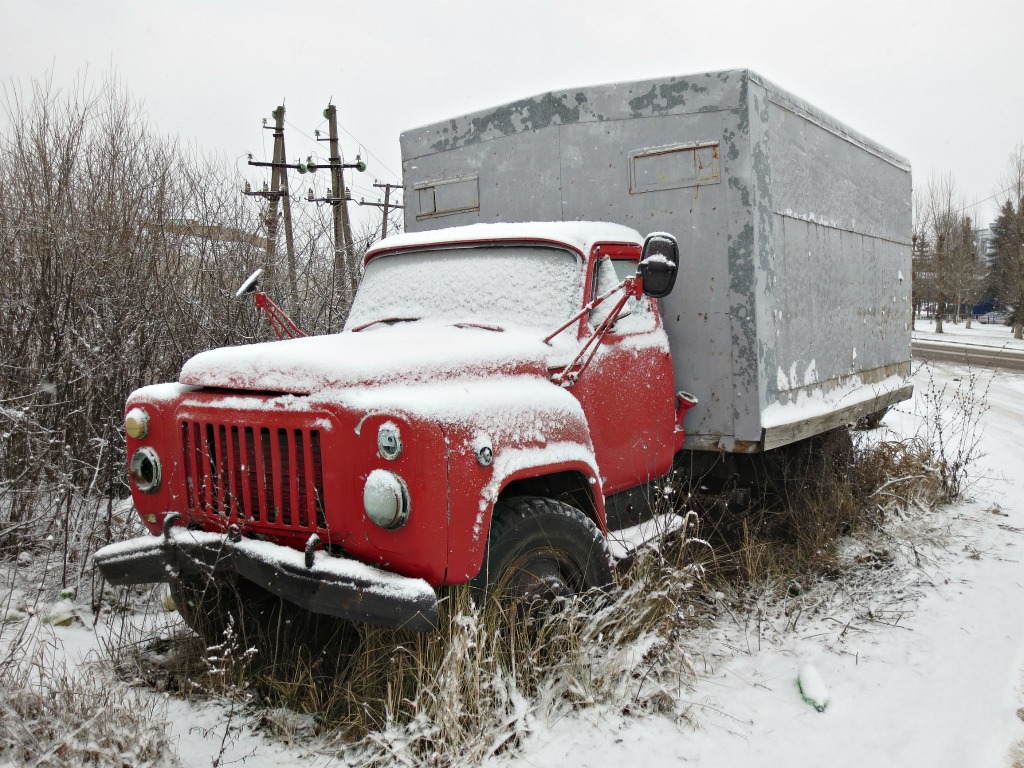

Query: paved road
912,339,1024,372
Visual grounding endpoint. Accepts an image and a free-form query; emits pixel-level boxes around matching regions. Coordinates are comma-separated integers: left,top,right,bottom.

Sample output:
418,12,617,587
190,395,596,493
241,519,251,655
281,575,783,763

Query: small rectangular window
629,142,720,194
414,175,480,219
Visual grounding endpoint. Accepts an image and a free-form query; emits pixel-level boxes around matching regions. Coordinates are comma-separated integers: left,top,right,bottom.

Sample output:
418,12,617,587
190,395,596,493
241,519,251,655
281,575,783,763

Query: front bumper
94,521,438,632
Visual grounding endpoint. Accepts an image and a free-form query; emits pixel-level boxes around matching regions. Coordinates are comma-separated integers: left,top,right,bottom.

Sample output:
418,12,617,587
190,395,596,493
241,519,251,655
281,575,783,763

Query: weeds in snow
914,364,990,500
0,626,178,767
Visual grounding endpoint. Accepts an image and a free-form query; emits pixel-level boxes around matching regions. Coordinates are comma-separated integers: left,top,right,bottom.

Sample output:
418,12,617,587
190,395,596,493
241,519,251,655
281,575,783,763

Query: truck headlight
363,469,410,529
125,408,150,439
130,447,162,494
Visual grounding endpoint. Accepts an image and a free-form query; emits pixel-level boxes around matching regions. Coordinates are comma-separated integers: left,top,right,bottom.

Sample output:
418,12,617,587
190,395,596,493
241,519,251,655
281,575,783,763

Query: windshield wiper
351,317,420,332
453,322,504,332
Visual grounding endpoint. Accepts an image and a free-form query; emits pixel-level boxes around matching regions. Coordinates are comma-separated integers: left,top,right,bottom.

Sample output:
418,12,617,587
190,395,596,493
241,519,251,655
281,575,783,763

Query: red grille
181,419,327,531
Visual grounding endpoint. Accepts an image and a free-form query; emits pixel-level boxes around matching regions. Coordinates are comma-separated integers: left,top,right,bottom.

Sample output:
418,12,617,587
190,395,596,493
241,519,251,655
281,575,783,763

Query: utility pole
244,105,299,321
265,108,285,263
373,182,403,239
324,104,356,304
277,110,299,322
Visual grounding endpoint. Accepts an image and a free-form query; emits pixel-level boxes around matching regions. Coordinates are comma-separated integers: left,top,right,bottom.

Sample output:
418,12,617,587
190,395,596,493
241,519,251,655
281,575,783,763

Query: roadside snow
913,319,1024,352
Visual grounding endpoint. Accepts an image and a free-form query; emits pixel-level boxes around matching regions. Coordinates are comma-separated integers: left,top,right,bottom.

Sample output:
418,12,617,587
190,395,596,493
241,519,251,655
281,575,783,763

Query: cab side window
589,258,656,333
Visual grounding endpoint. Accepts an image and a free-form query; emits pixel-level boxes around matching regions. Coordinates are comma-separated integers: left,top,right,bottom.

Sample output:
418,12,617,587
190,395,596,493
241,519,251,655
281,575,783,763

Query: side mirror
638,233,679,298
235,268,264,298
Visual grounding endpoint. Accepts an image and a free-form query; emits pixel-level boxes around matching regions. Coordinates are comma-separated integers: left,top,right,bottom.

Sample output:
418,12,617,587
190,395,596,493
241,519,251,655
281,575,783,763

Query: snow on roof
366,221,644,259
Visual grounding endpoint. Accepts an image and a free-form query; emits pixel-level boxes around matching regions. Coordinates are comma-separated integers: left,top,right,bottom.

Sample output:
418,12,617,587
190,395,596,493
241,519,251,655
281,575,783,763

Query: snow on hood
178,321,558,394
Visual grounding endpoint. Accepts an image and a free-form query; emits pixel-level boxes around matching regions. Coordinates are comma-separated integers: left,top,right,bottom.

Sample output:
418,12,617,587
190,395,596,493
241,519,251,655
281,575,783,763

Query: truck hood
178,322,559,394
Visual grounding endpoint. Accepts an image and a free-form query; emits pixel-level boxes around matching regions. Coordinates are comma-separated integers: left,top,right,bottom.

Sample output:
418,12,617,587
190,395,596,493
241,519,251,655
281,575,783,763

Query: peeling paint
728,176,751,208
429,92,599,153
627,77,711,118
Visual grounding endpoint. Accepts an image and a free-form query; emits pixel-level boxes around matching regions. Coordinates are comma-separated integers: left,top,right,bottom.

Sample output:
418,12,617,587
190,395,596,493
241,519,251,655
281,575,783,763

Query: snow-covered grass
0,598,179,767
913,316,1024,350
3,354,1022,767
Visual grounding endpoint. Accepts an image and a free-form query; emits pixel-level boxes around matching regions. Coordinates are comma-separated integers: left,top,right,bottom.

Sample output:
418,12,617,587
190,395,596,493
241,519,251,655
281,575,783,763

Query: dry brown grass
690,429,950,586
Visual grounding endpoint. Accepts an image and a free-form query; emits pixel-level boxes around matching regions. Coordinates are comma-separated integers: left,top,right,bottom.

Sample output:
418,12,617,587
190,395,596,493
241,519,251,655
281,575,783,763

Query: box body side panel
753,83,913,432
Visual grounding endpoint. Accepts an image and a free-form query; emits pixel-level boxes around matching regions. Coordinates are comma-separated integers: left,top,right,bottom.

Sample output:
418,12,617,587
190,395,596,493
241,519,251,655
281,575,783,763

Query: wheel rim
496,545,585,603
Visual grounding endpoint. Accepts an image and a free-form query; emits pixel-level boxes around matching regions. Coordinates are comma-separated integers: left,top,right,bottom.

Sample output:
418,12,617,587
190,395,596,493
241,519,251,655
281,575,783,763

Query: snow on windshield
345,246,582,331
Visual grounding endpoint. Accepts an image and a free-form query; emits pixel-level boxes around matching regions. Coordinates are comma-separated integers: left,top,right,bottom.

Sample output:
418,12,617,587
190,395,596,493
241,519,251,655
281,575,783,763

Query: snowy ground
4,339,1024,768
913,316,1024,352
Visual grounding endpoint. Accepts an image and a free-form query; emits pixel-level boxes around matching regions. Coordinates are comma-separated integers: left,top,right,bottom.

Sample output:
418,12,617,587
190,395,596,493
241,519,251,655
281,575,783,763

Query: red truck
96,70,913,633
95,223,688,631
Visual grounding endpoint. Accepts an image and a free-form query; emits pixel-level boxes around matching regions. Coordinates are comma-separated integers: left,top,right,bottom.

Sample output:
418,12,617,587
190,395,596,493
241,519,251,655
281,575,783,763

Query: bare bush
0,74,256,526
0,73,377,564
914,365,990,501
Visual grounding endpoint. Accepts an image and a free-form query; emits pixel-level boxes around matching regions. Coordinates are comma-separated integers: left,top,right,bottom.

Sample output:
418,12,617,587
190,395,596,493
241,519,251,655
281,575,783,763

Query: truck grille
181,420,327,531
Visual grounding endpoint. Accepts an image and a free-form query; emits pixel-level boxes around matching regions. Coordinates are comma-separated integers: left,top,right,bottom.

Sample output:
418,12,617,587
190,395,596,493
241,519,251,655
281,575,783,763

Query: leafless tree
0,73,277,536
918,175,976,334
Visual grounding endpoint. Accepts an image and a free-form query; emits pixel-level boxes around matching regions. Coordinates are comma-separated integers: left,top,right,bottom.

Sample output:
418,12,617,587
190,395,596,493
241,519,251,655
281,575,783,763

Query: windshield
345,245,583,332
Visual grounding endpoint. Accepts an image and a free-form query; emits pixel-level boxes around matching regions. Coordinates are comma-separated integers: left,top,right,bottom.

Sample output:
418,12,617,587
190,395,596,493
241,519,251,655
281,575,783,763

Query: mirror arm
544,275,639,345
254,292,307,340
549,276,638,387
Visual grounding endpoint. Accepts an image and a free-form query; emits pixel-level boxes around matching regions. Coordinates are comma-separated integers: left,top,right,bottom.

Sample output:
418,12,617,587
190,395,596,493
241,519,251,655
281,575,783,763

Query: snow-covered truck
95,69,912,633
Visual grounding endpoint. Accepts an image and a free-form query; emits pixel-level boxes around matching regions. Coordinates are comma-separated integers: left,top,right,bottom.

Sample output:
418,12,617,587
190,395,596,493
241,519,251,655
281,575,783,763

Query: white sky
2,0,1021,233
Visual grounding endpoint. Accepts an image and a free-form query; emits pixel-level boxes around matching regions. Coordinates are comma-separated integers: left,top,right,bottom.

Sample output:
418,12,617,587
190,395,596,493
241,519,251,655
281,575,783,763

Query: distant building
974,224,997,269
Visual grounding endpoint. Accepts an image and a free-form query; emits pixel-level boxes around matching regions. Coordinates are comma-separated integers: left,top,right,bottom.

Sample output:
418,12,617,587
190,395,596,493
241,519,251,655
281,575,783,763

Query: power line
958,185,1014,216
285,115,401,184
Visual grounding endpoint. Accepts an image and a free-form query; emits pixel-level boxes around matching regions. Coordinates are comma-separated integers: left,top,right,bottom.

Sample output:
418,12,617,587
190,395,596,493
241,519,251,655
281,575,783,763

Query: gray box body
400,69,912,452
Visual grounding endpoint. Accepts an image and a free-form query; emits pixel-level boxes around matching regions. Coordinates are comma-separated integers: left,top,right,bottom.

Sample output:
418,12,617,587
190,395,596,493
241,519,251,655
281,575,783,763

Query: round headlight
125,408,150,440
377,422,402,461
130,447,162,494
363,469,409,530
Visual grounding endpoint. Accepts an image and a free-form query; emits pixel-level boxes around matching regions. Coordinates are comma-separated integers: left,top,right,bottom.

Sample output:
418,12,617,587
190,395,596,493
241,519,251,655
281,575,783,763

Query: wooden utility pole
246,105,299,321
265,108,285,263
324,104,356,303
276,110,299,321
373,181,402,239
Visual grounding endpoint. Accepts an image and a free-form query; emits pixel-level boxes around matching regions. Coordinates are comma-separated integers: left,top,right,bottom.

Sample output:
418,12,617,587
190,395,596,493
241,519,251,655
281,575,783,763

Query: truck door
574,254,677,496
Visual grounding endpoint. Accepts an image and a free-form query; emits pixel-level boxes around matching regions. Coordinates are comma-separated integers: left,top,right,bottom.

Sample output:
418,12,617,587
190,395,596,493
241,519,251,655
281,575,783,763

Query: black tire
470,496,614,604
171,574,356,678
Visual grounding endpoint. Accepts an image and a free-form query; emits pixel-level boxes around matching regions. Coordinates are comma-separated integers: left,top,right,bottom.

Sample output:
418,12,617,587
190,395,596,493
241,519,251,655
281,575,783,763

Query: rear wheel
471,496,614,605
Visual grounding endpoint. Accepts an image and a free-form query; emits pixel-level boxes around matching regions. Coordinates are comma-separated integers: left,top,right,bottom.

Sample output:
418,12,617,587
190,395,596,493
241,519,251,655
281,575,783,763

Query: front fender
437,384,602,584
322,375,602,586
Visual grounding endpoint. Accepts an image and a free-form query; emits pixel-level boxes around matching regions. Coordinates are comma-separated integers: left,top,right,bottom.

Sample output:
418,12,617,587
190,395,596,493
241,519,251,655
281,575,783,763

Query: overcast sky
3,0,1021,233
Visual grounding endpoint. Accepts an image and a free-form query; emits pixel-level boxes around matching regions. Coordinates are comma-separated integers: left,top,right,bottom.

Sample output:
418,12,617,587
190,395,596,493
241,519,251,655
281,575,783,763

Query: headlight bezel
130,446,162,494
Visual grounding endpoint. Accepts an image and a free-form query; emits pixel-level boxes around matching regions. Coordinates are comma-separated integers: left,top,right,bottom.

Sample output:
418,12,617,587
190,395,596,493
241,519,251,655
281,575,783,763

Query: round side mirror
235,268,264,297
639,233,679,298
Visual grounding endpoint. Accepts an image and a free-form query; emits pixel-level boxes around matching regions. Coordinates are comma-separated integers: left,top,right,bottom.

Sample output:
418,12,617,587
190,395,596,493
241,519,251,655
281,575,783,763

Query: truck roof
401,68,909,172
366,221,643,261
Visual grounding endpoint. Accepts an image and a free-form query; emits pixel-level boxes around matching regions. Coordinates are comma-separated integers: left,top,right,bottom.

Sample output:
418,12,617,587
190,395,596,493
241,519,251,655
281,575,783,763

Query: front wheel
470,496,614,605
170,574,356,679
